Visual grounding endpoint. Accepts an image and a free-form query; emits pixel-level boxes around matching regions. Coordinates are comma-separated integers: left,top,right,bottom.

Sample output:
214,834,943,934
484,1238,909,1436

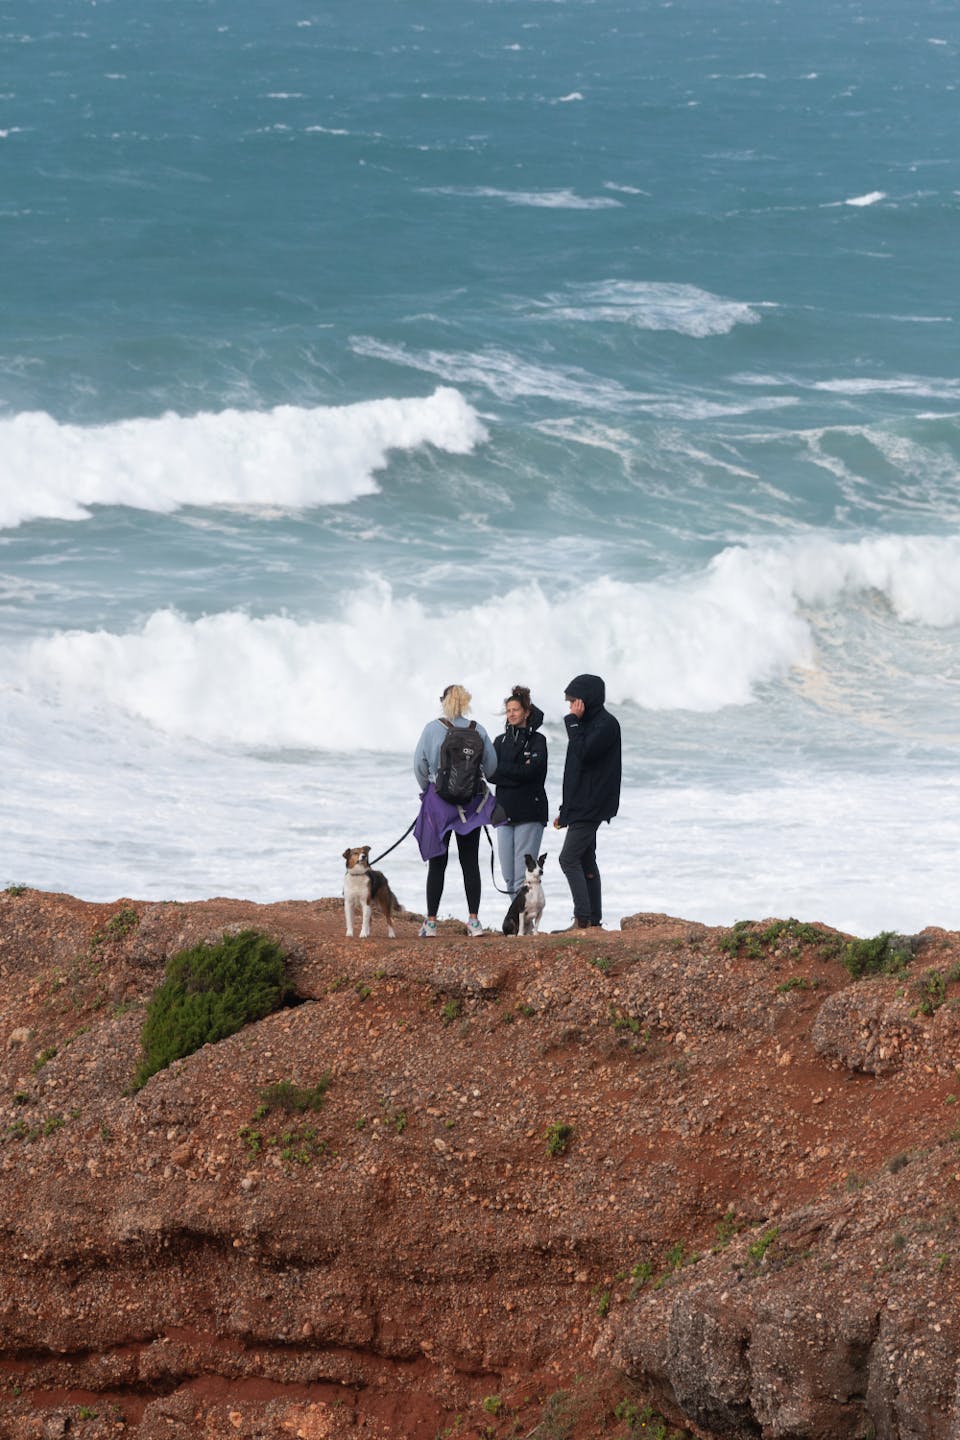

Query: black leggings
427,828,482,916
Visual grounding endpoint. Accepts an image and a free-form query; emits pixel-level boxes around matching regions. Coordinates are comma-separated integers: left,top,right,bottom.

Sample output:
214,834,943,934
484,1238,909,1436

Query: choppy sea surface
2,0,958,933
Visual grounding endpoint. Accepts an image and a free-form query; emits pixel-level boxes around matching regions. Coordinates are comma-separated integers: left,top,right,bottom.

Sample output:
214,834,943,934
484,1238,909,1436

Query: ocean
2,0,958,935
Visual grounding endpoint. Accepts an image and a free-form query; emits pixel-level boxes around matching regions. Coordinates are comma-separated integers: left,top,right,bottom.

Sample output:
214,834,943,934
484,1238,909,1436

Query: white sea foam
534,281,762,336
350,336,638,408
812,376,960,399
641,395,798,420
0,389,486,530
844,191,887,206
424,185,622,210
20,535,960,752
733,371,960,398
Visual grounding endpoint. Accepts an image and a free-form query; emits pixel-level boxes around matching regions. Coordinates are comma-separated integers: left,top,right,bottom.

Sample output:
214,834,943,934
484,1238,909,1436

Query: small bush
134,929,291,1089
721,917,842,963
546,1121,573,1157
628,1260,653,1296
843,932,912,979
106,906,139,939
254,1077,330,1119
747,1226,779,1265
916,969,948,1016
776,976,811,994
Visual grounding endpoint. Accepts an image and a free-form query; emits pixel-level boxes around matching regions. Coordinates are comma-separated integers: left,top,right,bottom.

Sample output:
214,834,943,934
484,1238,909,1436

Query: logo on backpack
435,720,485,805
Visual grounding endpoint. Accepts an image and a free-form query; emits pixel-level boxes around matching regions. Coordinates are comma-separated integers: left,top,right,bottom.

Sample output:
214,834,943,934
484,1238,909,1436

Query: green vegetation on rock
134,929,291,1089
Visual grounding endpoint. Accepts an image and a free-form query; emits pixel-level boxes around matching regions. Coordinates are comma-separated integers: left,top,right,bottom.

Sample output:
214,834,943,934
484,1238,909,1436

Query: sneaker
418,920,437,938
465,917,485,937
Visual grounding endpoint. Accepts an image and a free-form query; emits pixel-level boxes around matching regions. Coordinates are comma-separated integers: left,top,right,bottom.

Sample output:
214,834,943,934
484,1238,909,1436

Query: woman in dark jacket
493,685,548,894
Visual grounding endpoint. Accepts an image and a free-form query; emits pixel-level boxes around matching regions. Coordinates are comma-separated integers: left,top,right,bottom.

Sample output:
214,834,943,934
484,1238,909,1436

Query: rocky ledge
0,889,958,1439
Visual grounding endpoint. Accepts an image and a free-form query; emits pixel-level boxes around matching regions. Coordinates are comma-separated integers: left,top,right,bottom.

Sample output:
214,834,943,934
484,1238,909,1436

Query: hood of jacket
525,703,545,732
564,674,605,713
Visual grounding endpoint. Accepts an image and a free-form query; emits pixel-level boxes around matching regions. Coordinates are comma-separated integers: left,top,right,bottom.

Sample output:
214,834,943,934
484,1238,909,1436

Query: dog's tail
371,870,407,917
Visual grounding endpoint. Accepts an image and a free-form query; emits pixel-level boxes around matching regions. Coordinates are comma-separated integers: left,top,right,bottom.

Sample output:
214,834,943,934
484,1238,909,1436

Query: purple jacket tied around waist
414,783,500,861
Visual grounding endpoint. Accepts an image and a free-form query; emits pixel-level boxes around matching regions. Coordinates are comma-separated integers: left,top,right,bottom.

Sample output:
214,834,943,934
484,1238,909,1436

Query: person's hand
567,697,585,719
552,815,562,829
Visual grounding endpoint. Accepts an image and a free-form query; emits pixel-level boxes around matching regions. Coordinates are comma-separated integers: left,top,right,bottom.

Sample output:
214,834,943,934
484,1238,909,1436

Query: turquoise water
1,0,958,930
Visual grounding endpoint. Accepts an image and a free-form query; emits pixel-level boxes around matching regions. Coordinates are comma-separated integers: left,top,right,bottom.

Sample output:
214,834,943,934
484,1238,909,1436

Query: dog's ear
538,852,548,868
523,854,535,869
342,848,352,861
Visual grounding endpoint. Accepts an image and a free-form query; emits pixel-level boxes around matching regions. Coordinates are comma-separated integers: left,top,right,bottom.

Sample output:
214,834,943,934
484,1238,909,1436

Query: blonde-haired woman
413,684,498,937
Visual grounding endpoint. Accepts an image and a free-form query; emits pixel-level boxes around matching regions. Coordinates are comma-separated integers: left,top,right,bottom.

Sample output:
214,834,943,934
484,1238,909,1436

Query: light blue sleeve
479,724,498,781
411,725,428,794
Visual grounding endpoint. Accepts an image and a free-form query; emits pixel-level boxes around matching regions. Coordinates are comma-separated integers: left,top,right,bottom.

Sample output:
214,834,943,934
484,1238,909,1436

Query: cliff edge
0,889,958,1439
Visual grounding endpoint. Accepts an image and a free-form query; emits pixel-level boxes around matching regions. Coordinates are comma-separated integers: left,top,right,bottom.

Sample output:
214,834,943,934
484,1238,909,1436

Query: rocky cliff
0,889,958,1439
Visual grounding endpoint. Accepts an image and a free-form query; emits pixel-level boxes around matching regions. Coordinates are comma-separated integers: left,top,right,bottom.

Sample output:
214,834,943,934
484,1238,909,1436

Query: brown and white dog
343,846,400,939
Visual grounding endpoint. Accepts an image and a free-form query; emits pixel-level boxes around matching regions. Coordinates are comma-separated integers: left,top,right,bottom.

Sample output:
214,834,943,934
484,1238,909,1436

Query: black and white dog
502,853,547,936
342,846,400,939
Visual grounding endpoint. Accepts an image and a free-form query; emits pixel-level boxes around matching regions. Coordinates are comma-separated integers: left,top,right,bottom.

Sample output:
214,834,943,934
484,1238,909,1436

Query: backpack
435,719,485,805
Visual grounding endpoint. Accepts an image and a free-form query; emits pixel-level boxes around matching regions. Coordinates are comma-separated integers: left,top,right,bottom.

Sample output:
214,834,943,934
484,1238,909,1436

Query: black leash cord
370,817,512,900
369,818,418,867
484,825,514,895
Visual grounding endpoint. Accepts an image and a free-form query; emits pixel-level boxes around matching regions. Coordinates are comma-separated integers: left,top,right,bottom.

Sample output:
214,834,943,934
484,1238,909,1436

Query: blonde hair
441,684,471,720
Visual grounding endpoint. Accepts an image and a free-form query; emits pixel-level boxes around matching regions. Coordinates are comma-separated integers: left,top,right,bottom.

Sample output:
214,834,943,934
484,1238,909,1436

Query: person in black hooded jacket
554,673,621,929
493,685,548,895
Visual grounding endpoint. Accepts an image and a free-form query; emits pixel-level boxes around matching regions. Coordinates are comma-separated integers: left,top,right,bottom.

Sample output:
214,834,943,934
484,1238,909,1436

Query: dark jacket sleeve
493,730,547,785
563,709,618,763
559,707,621,824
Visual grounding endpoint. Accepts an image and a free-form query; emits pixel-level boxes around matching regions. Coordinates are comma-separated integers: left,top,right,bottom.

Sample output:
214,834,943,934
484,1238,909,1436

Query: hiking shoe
465,917,485,937
418,920,437,938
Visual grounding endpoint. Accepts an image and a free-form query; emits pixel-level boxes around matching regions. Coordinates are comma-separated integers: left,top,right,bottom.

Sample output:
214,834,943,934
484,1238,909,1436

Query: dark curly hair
503,684,532,713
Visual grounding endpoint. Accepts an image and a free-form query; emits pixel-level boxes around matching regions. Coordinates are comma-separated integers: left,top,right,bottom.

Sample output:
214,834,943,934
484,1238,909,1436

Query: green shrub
722,917,842,962
254,1077,330,1119
916,969,948,1016
747,1226,779,1265
546,1121,573,1157
843,932,912,979
134,929,291,1088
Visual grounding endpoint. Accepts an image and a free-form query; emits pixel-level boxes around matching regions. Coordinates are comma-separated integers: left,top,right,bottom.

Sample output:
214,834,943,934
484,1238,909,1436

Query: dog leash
483,825,514,896
370,818,513,899
369,819,418,868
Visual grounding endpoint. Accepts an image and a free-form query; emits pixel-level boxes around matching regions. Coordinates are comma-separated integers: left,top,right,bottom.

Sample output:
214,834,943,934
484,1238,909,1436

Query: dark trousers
558,821,602,925
427,827,482,916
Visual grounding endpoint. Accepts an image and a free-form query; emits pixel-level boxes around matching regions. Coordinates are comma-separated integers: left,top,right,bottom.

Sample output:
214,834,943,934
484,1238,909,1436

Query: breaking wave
0,388,486,530
19,534,960,750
